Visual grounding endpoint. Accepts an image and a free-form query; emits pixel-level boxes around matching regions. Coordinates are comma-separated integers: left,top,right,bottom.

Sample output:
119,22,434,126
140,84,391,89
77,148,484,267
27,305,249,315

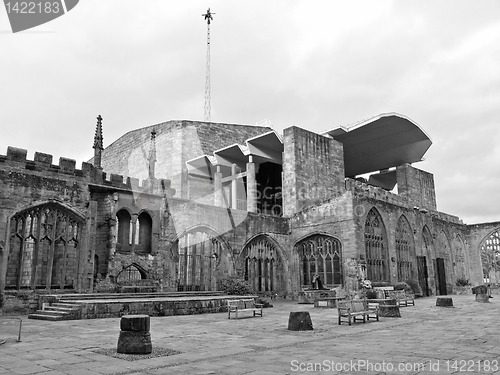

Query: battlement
98,172,175,197
0,146,177,197
0,146,96,178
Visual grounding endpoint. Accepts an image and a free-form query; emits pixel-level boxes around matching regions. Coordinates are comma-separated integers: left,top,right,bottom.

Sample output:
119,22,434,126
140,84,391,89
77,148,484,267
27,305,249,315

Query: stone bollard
117,315,152,354
436,297,453,307
288,311,313,331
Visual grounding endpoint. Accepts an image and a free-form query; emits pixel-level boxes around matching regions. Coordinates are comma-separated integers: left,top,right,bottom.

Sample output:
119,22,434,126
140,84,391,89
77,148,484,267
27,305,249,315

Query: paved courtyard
1,294,499,375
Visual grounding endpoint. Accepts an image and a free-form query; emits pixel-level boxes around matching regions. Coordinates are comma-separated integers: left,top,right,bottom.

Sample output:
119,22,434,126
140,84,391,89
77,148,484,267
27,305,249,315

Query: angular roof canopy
323,113,432,177
186,130,283,178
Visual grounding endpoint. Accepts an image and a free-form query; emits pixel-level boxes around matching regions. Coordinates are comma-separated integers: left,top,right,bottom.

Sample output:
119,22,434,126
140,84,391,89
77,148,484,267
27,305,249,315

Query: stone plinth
117,315,152,354
379,304,401,317
472,285,491,303
288,312,313,331
436,297,453,307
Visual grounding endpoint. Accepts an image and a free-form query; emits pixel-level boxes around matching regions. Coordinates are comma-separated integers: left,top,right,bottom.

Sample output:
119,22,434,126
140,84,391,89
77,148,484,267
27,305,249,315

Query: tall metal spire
202,8,215,122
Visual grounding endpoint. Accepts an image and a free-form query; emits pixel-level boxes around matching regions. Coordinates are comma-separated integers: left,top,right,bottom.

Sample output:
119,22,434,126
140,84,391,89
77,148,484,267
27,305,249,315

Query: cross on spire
202,8,215,25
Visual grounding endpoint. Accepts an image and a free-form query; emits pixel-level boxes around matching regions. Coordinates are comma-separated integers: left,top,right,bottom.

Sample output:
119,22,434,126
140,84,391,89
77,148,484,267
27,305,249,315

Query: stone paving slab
1,295,500,374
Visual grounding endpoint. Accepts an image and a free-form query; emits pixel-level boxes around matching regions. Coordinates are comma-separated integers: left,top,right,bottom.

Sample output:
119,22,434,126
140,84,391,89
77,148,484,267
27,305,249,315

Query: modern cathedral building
1,113,499,311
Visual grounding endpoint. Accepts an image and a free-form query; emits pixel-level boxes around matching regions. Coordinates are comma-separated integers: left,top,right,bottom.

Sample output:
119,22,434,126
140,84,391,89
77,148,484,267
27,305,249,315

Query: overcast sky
1,0,499,225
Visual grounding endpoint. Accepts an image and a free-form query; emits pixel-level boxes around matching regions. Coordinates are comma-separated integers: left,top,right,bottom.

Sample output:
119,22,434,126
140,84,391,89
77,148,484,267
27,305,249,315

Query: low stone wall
73,297,235,319
1,291,39,315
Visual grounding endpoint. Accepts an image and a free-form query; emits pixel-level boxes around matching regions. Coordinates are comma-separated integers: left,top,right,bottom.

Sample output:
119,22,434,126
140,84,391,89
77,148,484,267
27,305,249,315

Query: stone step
43,306,76,313
28,313,64,321
51,302,82,308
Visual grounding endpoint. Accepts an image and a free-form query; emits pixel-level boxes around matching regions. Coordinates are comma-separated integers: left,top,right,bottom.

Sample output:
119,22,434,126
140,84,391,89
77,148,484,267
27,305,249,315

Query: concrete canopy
323,113,432,177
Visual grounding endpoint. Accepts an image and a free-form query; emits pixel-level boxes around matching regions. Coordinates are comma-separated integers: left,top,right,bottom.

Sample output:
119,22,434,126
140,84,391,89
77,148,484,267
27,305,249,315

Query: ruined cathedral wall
282,126,345,216
0,147,95,309
466,221,500,286
165,198,290,291
289,190,357,294
349,178,471,294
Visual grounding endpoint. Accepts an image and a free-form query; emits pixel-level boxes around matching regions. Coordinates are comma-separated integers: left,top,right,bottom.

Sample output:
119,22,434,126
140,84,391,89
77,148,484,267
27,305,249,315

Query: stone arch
395,214,416,282
116,263,148,283
116,209,132,252
6,202,84,290
364,207,389,282
294,233,343,289
136,211,153,254
241,234,287,293
173,226,233,292
479,228,500,284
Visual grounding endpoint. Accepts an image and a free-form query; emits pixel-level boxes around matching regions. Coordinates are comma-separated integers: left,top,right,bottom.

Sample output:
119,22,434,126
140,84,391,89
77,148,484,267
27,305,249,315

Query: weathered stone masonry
1,117,498,313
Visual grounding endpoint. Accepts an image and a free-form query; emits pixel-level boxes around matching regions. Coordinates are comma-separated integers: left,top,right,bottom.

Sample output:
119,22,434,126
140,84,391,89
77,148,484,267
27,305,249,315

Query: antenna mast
202,8,214,122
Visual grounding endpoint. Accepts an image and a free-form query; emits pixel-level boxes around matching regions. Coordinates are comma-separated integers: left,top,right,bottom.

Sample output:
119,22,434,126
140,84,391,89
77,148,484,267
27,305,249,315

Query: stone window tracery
243,236,285,292
6,204,81,290
297,235,342,288
364,208,389,282
116,264,145,282
395,215,415,282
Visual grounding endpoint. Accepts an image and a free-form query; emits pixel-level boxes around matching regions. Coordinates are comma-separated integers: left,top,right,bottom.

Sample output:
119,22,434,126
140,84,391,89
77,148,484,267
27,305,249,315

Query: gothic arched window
296,235,342,288
137,212,152,254
6,204,82,290
395,215,415,282
364,208,389,282
242,236,285,293
116,209,132,252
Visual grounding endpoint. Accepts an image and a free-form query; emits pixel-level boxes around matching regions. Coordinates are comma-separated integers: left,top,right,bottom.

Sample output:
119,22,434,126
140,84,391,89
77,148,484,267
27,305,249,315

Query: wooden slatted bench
384,290,415,306
337,299,379,326
227,299,263,319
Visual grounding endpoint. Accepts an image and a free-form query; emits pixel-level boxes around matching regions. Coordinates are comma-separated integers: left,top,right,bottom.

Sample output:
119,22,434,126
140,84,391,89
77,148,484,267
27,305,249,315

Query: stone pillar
214,165,222,207
117,315,152,354
246,156,257,213
231,163,238,209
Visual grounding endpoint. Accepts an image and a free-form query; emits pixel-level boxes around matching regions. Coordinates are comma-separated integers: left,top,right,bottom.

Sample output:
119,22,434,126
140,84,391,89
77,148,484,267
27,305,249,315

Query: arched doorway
295,234,342,289
417,226,433,296
6,203,83,290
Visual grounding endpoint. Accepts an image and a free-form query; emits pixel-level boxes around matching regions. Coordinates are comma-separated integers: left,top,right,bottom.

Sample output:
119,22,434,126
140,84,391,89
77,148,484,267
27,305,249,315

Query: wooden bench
384,290,415,306
337,299,379,326
227,299,263,319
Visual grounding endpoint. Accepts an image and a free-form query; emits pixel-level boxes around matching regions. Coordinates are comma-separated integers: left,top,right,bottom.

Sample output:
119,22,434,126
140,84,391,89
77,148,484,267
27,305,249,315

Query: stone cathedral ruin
1,113,499,316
